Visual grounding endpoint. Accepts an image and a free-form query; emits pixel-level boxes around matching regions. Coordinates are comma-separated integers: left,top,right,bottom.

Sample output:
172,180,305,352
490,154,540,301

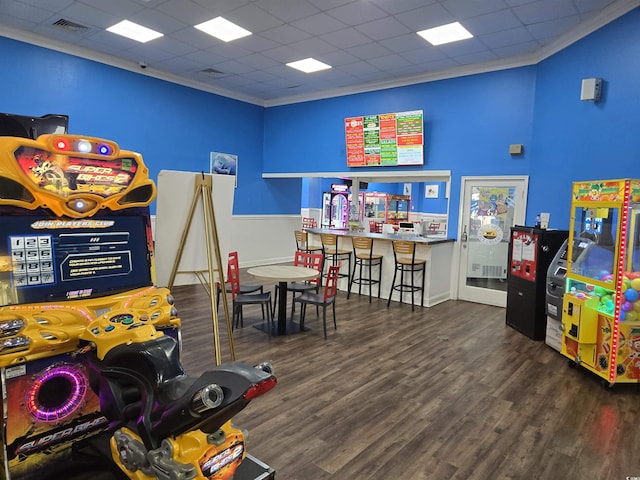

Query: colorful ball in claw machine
594,286,607,296
625,289,640,303
622,301,634,312
601,273,614,282
631,278,640,290
626,311,638,321
634,301,640,313
598,270,611,280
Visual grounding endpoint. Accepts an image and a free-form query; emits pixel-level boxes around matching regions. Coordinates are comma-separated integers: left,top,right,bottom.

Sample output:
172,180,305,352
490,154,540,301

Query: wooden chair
348,236,382,302
302,217,317,228
294,229,323,254
320,233,351,284
294,263,340,339
228,258,273,335
272,251,323,319
216,251,264,316
387,240,426,311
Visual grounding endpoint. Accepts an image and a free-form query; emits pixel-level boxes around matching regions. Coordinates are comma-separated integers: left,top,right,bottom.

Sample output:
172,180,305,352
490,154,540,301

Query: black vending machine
506,226,568,340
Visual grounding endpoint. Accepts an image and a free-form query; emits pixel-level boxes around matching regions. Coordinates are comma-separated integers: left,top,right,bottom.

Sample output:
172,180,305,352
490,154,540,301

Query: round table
247,265,319,336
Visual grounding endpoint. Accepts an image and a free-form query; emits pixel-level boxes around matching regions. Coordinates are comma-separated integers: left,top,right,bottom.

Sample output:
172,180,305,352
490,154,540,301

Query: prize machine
360,192,411,230
321,183,350,229
506,227,568,340
387,194,410,224
560,179,640,386
0,120,276,479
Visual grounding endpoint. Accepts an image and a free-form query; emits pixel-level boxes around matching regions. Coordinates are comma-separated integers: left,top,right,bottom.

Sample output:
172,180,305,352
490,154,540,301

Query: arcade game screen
0,213,153,306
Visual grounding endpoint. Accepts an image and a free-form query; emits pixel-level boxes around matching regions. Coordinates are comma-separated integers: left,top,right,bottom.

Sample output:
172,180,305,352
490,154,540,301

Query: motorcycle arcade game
0,123,276,479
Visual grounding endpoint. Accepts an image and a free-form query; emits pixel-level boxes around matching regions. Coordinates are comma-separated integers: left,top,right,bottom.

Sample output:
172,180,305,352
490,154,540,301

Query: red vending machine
506,226,568,340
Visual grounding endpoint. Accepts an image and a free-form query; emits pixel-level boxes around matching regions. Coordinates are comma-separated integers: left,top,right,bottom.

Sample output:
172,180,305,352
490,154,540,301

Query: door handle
461,225,468,247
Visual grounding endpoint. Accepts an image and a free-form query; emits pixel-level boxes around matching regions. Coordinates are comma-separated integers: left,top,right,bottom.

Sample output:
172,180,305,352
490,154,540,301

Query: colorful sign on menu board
345,110,423,167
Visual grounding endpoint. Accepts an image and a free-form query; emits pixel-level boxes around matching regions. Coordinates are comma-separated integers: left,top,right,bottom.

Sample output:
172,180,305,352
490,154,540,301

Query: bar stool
295,229,323,254
320,233,351,285
387,240,426,311
348,236,382,302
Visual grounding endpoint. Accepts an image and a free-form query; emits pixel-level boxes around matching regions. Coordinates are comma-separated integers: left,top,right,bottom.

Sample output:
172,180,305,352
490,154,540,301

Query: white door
457,176,528,307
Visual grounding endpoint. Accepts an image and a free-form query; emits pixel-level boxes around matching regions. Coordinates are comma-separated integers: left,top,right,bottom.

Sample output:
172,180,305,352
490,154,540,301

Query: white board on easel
154,170,235,287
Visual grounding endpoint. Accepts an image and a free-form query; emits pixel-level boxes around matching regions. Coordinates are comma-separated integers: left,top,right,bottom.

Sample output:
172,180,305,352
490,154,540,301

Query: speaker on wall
580,78,602,102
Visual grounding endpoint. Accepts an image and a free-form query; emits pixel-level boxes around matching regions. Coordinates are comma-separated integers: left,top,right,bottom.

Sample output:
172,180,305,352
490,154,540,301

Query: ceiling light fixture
195,17,252,42
286,58,332,73
106,20,163,43
417,21,473,46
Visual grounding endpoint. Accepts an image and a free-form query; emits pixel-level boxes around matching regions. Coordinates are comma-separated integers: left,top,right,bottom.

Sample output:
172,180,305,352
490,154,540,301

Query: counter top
306,228,456,245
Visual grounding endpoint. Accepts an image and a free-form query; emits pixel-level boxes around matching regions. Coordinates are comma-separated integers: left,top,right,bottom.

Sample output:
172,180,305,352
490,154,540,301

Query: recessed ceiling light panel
106,20,163,43
195,17,252,42
286,58,332,73
417,21,473,46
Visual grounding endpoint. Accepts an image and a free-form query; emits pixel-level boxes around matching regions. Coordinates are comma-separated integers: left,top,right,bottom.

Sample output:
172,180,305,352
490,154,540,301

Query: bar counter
306,228,455,307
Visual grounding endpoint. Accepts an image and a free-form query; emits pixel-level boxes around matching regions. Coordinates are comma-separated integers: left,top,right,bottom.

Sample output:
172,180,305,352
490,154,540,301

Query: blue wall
1,6,639,227
0,37,271,215
264,67,536,227
530,7,640,228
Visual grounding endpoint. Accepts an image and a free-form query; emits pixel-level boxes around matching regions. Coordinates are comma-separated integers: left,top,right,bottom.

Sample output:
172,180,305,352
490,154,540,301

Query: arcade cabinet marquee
0,121,276,480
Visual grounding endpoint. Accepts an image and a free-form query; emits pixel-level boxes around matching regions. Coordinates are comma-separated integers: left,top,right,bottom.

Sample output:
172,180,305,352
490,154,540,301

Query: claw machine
321,184,350,229
560,179,640,385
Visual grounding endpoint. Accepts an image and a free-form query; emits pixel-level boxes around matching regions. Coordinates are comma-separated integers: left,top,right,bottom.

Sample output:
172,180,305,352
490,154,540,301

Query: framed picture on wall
210,152,238,187
425,184,439,198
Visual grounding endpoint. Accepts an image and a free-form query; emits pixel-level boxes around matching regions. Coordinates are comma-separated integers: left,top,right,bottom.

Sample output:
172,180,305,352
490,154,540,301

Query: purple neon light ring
26,365,88,422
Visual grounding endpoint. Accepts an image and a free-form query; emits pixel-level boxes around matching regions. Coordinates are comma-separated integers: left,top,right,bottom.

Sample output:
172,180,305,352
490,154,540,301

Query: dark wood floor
173,279,640,480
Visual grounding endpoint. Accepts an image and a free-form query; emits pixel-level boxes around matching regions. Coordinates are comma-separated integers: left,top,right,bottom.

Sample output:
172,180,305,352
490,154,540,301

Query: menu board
345,110,423,167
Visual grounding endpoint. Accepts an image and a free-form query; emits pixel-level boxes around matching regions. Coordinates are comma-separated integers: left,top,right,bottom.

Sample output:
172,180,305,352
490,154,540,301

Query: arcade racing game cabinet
0,115,276,480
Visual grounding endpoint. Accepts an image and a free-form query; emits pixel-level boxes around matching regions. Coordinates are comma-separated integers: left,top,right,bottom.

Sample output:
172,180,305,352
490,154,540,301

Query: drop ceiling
1,0,638,107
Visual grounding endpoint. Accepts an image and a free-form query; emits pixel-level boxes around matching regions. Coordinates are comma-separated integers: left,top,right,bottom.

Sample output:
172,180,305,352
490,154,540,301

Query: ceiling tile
290,12,347,35
441,0,510,19
290,36,340,57
237,52,282,70
325,2,388,25
58,2,121,29
252,0,321,22
224,3,283,33
345,42,392,61
395,3,456,31
478,26,535,48
379,33,428,54
462,9,523,36
259,24,311,44
157,0,214,25
354,16,412,41
77,0,144,18
367,53,414,70
321,27,372,49
513,0,578,24
369,0,439,15
526,14,582,40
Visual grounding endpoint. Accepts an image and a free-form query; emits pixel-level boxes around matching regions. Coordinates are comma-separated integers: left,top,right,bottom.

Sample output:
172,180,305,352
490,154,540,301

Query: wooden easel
167,173,234,364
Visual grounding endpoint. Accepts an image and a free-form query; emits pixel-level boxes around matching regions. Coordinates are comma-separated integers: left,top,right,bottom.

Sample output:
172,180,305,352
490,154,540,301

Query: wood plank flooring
173,279,640,480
